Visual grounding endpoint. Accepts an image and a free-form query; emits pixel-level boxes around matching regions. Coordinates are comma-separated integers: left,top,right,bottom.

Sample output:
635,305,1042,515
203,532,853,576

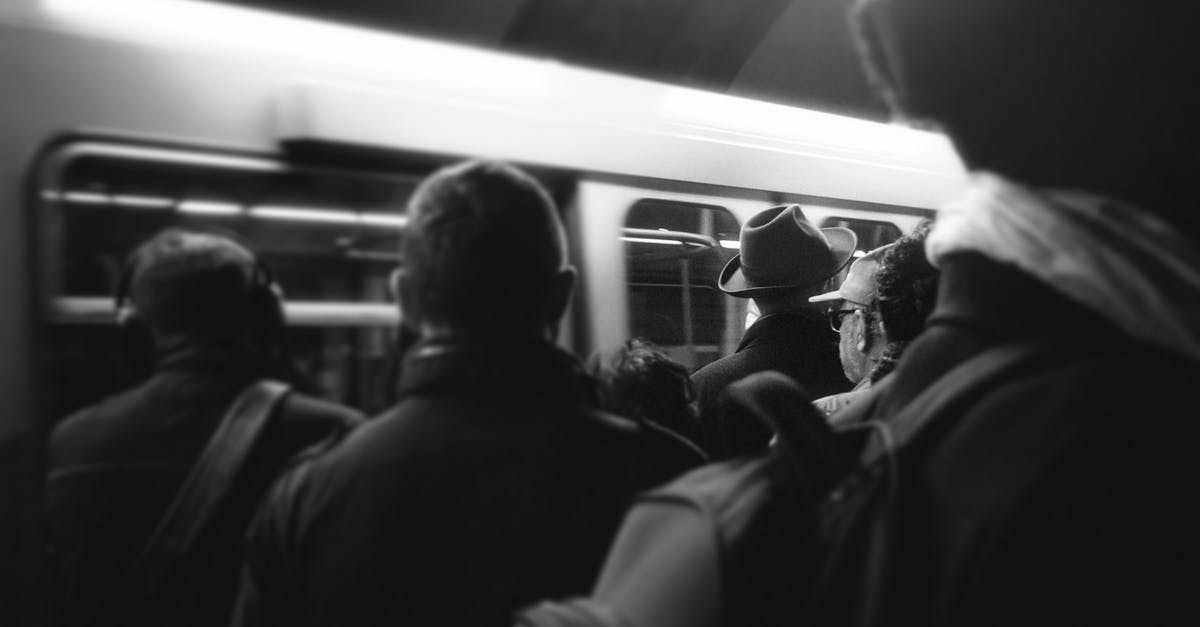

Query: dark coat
831,253,1200,626
46,343,363,627
691,309,849,459
231,339,705,627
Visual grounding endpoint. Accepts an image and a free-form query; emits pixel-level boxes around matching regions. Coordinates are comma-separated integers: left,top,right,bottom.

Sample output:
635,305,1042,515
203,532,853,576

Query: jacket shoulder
277,391,365,429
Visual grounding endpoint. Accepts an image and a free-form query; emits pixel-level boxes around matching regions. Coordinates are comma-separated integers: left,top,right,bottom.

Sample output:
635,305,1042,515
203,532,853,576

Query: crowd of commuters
43,0,1200,624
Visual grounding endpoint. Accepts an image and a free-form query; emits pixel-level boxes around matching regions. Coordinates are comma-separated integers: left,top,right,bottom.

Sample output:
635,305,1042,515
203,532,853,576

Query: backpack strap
130,379,291,597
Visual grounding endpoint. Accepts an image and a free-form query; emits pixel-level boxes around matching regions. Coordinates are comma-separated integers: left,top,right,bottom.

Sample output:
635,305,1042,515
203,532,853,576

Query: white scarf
926,173,1200,361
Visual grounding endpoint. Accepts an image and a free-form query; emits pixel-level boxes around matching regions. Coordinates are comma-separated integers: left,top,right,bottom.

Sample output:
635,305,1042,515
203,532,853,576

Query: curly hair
874,220,938,344
588,338,700,445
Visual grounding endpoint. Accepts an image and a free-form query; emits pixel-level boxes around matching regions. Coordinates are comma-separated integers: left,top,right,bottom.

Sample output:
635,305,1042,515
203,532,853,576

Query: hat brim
807,289,843,303
718,227,858,297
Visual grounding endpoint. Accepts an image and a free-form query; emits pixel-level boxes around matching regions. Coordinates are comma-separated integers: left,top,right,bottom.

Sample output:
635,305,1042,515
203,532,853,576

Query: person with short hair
46,229,363,627
691,204,856,459
231,160,702,627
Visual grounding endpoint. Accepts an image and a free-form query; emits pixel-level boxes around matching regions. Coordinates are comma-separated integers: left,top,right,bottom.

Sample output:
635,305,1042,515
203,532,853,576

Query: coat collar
153,340,272,377
397,338,597,404
738,309,830,352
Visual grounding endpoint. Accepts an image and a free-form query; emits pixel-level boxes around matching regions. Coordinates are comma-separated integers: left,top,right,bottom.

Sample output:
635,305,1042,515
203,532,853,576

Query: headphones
114,232,287,362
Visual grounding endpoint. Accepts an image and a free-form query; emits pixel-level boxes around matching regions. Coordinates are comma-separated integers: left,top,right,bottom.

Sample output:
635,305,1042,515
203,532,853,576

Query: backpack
516,340,1061,627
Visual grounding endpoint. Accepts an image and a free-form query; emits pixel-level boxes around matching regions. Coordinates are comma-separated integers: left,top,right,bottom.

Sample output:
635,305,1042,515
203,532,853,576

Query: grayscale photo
2,0,1197,625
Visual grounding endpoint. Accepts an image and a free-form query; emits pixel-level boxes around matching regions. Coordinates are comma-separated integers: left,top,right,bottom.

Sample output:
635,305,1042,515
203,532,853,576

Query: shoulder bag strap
131,379,291,596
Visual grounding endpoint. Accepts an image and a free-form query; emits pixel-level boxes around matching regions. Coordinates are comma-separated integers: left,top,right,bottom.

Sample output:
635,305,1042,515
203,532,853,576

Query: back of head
590,338,696,429
401,160,568,334
853,0,1199,232
120,229,281,345
875,221,939,343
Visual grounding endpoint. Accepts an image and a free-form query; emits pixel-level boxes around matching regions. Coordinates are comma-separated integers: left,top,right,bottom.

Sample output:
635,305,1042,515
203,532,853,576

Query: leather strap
131,379,290,596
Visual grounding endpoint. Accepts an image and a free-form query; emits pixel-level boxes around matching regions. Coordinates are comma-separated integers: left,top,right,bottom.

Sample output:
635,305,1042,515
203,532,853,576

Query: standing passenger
231,160,701,627
691,204,855,459
809,223,939,421
807,244,891,418
46,230,363,627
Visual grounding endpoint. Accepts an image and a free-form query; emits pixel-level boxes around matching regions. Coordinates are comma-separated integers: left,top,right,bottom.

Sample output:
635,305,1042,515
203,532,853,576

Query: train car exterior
0,0,967,621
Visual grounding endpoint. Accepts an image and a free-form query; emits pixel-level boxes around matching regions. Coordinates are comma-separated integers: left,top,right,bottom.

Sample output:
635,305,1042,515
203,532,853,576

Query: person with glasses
807,244,891,420
809,222,939,421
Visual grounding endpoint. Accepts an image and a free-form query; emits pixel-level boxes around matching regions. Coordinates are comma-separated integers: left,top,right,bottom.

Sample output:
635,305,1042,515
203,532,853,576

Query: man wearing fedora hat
691,204,856,460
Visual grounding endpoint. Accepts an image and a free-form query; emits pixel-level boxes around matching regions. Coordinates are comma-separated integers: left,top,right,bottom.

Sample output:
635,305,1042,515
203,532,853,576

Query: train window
35,141,419,419
818,216,904,288
623,199,741,371
819,217,903,253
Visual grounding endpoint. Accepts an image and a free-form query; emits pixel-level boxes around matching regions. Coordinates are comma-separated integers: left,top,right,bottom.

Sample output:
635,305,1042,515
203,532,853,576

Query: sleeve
512,498,722,627
589,499,722,627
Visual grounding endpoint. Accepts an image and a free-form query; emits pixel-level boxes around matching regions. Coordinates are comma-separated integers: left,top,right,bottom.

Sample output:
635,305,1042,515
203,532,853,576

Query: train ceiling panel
215,0,888,121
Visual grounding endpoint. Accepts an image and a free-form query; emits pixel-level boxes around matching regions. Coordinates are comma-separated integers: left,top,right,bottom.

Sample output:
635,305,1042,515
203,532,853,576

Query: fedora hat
718,205,857,297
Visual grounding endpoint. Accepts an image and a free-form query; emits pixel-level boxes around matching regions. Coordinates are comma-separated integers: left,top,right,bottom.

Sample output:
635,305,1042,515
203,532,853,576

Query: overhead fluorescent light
250,206,408,228
250,206,360,224
358,213,408,228
179,200,241,215
113,194,173,209
719,240,740,249
62,191,109,205
622,236,685,246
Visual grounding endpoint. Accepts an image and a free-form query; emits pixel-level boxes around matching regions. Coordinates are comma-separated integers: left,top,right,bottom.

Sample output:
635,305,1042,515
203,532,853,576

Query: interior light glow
179,200,241,215
852,250,868,258
358,214,409,228
622,237,686,246
251,206,409,228
719,240,740,249
112,194,173,209
250,206,360,224
62,191,109,205
656,85,948,165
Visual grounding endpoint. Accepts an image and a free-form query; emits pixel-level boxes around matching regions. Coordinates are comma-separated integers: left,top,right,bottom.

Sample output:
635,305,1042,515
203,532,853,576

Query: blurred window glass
36,141,418,418
623,199,741,371
818,216,903,289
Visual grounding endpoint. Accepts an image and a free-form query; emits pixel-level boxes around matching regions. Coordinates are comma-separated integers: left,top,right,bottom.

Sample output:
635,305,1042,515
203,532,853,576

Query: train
0,0,967,618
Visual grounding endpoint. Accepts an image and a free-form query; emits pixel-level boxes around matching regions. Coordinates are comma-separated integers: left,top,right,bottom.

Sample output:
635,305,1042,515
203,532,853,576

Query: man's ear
543,265,577,327
855,310,871,353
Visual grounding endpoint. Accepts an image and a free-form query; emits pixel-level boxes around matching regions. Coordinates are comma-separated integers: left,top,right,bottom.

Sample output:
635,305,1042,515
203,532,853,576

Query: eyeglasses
829,307,861,332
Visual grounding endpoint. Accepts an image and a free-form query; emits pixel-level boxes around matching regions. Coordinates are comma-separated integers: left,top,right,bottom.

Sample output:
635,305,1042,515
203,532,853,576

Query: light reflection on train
0,0,966,601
